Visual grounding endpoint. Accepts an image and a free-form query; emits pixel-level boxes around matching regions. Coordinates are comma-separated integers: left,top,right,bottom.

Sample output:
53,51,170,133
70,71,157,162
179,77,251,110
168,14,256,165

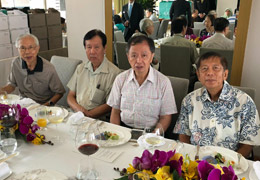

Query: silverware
195,145,200,160
237,153,242,170
0,152,18,163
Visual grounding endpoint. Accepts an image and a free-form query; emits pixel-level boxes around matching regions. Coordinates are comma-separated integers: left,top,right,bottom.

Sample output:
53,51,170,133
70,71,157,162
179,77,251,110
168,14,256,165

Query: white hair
139,18,154,32
15,34,39,48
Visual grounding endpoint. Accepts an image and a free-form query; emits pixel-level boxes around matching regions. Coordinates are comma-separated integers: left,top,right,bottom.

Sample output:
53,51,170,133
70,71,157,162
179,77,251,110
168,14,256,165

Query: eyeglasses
199,66,223,73
18,45,37,52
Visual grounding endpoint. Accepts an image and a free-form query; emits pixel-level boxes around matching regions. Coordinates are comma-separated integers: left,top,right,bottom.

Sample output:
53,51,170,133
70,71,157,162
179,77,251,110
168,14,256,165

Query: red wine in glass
78,143,99,156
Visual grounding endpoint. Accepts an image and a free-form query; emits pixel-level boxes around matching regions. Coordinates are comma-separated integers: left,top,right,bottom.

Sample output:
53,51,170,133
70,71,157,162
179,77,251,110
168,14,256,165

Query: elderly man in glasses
0,34,65,106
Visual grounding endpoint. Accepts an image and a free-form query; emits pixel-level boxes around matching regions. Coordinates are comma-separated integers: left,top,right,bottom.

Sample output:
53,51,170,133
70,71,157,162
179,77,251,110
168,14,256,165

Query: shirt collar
174,33,184,38
22,56,43,75
129,1,134,6
84,56,109,74
201,81,231,102
126,66,155,84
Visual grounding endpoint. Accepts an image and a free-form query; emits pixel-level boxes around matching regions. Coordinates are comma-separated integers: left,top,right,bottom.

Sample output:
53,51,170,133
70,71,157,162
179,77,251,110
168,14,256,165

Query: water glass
0,131,17,155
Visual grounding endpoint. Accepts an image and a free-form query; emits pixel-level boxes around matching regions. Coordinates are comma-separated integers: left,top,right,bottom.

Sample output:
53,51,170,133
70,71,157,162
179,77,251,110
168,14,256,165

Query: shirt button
211,120,215,123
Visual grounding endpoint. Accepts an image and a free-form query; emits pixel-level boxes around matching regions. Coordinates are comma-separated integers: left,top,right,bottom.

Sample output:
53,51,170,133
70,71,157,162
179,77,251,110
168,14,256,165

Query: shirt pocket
90,88,106,105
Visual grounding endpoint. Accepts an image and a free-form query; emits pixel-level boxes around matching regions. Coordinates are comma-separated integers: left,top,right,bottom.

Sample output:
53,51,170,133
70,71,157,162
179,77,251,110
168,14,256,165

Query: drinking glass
36,106,48,131
0,130,17,155
76,123,101,180
47,107,65,144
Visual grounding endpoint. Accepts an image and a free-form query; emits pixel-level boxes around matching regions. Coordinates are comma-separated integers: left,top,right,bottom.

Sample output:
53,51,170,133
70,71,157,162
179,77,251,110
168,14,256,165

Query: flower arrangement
185,34,211,48
115,149,245,180
0,103,53,145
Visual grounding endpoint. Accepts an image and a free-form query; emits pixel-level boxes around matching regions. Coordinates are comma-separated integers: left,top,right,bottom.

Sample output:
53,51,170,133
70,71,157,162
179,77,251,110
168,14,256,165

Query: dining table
2,105,256,180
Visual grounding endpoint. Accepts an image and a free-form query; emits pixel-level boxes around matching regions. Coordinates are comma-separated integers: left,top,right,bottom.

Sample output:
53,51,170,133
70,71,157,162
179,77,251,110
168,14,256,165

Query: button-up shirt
107,66,177,128
202,32,234,50
174,81,260,150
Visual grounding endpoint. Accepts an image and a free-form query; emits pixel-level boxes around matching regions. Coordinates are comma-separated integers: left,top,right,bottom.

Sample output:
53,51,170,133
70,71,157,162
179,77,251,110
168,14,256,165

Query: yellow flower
0,125,4,131
213,164,224,174
151,166,172,180
32,137,42,145
182,155,199,180
170,152,183,161
142,169,153,176
127,164,136,174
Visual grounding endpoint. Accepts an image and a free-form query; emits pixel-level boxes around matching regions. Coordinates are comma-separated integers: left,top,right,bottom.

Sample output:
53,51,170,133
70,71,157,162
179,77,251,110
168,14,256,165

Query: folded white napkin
13,98,36,106
137,133,165,149
0,162,11,179
253,161,260,180
69,111,85,125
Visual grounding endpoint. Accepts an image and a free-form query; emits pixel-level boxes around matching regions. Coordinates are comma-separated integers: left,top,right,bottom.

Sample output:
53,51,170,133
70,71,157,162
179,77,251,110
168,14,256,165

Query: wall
65,0,105,61
216,0,237,17
241,0,260,111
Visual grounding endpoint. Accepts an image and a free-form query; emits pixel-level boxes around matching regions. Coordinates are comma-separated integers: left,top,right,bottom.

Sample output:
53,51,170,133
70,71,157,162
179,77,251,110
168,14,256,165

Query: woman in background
200,14,215,37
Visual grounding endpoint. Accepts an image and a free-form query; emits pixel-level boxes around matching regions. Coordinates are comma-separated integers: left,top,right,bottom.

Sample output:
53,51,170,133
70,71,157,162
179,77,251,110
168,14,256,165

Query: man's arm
157,114,172,133
1,84,15,94
179,134,191,144
67,90,111,118
110,108,121,125
237,143,253,158
43,93,63,106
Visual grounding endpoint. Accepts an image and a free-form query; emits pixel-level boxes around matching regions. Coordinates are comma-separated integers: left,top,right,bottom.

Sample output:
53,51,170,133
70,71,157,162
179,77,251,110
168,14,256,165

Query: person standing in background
122,0,144,41
169,0,192,35
194,0,210,22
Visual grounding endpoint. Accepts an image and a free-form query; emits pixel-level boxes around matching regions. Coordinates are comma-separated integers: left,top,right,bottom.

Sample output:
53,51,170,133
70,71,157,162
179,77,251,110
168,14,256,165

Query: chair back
194,22,205,30
115,42,131,70
194,81,256,101
114,31,125,42
192,28,200,37
157,19,170,39
229,23,235,34
50,55,82,107
199,47,234,82
165,76,189,140
149,21,160,40
160,44,191,79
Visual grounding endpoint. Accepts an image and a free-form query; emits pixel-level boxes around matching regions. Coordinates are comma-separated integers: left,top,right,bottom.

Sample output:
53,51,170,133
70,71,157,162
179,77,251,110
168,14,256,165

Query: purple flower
150,150,168,172
20,107,29,119
198,160,215,180
190,34,197,40
133,150,153,170
31,124,40,133
19,123,30,134
26,133,36,141
22,116,33,125
221,166,238,180
208,169,221,180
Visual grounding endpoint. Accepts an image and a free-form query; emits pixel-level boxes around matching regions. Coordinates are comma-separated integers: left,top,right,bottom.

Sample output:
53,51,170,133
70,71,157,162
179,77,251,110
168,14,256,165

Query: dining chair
149,21,160,40
160,44,191,79
50,55,82,107
194,22,205,30
192,28,200,37
115,42,131,70
199,48,234,82
165,76,189,140
157,19,170,39
114,31,125,42
194,81,256,101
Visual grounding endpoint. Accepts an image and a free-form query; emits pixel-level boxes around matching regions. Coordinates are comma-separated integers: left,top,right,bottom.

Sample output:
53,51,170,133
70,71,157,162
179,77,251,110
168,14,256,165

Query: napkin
0,162,11,179
137,133,165,149
68,111,85,124
13,98,36,106
253,161,260,179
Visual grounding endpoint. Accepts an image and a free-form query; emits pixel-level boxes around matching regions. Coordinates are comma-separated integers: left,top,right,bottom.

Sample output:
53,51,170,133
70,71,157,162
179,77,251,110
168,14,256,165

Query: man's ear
223,69,229,80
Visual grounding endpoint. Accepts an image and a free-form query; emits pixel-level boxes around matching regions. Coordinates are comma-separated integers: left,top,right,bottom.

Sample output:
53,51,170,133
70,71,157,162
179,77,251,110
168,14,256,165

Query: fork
195,145,200,160
237,153,242,170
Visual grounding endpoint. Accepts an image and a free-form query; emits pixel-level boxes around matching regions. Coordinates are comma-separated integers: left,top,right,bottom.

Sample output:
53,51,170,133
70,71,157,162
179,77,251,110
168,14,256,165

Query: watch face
49,101,55,106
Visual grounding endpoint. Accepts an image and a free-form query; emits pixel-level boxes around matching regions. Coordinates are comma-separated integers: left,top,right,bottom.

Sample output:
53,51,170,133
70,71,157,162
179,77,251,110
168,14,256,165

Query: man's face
129,0,134,3
18,36,39,64
85,35,106,67
127,41,154,76
197,57,228,92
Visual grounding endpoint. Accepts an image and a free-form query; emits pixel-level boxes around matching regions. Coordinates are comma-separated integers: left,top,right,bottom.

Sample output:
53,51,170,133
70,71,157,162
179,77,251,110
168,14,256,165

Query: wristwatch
48,100,55,106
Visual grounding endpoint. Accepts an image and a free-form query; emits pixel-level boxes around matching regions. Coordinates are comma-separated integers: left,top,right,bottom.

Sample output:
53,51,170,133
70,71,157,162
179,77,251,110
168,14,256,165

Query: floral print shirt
174,81,260,151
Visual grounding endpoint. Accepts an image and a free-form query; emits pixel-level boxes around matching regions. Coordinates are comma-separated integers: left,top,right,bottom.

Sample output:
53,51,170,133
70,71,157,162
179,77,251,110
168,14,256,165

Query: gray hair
15,34,39,48
139,18,153,32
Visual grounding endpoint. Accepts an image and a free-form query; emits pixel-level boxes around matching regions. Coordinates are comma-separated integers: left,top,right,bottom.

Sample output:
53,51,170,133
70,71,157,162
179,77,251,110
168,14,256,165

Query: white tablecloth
6,117,253,179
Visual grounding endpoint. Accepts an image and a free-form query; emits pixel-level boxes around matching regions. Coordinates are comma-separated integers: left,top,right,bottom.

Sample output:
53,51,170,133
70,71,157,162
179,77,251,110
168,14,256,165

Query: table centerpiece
0,103,53,145
114,149,246,180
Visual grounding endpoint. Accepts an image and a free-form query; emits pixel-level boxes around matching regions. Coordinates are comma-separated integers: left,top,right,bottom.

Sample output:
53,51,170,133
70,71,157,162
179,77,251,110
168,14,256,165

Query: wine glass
143,123,164,151
76,123,101,180
47,107,65,144
35,106,48,131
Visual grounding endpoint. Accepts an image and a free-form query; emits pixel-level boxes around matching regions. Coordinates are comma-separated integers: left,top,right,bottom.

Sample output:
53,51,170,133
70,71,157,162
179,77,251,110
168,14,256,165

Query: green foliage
138,0,157,11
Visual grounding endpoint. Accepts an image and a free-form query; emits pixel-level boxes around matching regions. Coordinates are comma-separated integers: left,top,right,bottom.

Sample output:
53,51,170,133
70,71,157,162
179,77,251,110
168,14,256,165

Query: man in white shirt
202,17,233,50
145,8,159,22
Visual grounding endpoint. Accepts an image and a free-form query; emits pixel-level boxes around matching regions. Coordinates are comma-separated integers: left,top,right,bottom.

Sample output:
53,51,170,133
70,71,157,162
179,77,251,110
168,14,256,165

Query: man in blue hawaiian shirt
174,52,260,158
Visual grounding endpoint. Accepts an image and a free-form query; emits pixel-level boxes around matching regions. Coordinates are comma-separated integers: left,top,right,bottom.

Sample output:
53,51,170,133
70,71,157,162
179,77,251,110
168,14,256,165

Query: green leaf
172,170,184,180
